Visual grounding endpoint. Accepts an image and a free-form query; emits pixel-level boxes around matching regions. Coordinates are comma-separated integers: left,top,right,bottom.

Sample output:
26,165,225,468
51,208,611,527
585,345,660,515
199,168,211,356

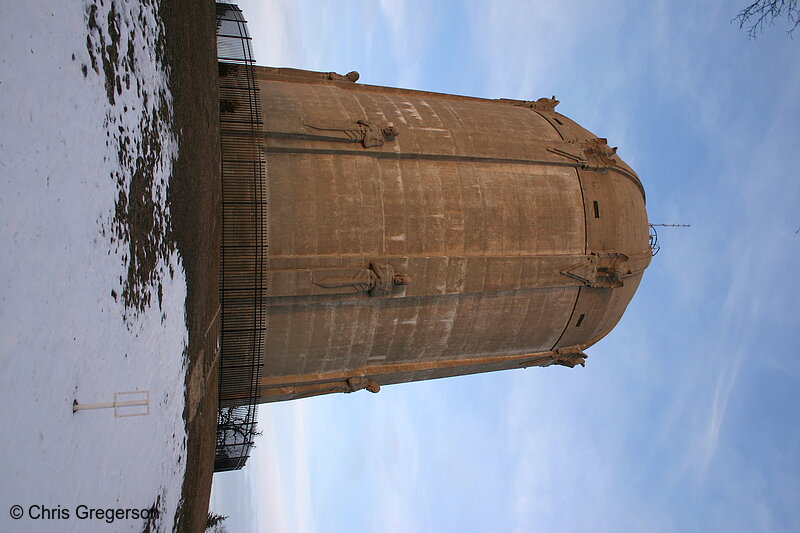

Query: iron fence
214,2,266,472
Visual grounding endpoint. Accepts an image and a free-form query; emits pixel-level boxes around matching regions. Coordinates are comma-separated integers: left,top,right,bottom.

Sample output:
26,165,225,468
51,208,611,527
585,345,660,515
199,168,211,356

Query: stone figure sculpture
576,137,618,173
344,377,381,393
547,352,588,368
327,71,360,82
521,349,588,369
286,377,381,400
560,252,632,289
517,95,560,112
312,268,379,293
312,263,409,296
547,137,619,173
304,120,399,148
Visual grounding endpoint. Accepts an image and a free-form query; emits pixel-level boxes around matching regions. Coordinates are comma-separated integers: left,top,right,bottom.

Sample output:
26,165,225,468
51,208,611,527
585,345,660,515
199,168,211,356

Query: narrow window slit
593,201,600,218
575,313,586,327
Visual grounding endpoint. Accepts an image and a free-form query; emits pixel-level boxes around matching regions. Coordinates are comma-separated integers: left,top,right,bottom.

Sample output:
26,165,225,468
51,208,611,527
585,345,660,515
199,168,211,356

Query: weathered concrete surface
250,67,650,402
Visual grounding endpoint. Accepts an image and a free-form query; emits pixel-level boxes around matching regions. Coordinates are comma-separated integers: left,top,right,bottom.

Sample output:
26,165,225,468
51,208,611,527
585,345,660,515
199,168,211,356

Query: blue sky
210,1,800,531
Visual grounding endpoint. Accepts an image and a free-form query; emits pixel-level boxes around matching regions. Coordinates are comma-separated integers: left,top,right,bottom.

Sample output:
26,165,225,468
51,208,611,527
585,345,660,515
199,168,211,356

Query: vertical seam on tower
551,287,582,351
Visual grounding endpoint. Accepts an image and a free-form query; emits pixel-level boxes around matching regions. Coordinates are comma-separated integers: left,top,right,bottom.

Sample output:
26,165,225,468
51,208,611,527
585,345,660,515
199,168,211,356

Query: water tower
213,2,650,469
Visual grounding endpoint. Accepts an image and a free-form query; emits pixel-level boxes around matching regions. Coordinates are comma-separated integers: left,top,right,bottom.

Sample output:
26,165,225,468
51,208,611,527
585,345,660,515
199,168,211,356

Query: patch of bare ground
159,1,220,532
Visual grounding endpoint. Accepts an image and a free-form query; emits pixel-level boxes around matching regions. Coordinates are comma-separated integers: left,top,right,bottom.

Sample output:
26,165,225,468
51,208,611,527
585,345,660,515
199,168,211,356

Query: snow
0,1,188,532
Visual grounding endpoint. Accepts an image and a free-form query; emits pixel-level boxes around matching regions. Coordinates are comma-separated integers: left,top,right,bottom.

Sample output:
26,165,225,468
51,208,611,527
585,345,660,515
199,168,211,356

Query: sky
210,1,800,531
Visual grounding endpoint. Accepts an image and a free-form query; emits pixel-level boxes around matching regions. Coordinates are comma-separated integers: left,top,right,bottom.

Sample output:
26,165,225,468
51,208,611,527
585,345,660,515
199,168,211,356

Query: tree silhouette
734,0,800,38
206,512,228,532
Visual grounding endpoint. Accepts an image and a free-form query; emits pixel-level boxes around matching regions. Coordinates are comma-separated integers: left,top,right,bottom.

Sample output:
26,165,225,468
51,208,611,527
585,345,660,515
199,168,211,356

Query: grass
158,1,221,531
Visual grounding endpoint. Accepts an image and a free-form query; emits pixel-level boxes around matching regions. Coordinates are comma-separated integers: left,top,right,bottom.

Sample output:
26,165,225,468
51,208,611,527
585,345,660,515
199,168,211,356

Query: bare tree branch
734,0,800,39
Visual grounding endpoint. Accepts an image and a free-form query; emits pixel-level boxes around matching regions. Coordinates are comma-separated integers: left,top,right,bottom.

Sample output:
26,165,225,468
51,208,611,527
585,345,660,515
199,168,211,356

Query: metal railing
214,2,266,472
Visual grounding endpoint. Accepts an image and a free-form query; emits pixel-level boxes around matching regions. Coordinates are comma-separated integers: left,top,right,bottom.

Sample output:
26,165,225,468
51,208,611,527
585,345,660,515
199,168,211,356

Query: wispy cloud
374,0,435,88
464,1,800,530
466,1,625,99
364,393,423,533
251,401,314,533
218,1,800,531
235,0,309,67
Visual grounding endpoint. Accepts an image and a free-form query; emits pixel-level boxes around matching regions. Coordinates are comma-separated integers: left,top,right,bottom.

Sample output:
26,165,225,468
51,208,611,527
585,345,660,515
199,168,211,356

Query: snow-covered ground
1,1,188,532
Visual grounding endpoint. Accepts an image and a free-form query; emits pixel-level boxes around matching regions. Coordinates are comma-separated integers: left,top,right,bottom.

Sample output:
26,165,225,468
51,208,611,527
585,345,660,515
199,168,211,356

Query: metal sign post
72,391,150,417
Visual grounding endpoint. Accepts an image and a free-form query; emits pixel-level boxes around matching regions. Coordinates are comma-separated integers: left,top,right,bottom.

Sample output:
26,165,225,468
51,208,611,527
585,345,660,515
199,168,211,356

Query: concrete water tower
213,1,650,470
247,68,651,403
